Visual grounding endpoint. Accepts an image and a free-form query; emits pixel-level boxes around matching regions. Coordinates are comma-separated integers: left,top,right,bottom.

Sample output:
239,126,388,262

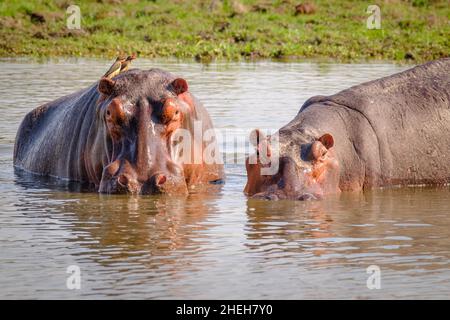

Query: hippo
245,58,450,200
14,69,224,194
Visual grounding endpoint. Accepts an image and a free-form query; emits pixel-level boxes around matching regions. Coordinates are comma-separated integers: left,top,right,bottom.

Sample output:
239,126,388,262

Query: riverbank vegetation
0,0,448,62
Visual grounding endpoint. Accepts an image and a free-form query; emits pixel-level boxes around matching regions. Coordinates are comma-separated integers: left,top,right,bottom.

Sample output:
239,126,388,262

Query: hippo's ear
250,129,263,146
311,133,334,160
318,133,334,149
171,78,188,95
250,129,272,158
98,77,116,96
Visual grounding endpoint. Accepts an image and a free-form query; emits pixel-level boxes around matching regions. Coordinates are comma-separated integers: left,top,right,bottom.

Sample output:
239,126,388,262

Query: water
1,58,449,299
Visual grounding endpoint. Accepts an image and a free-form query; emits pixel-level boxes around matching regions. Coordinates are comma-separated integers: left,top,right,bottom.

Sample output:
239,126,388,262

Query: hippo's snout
99,160,188,195
248,156,325,201
99,173,188,195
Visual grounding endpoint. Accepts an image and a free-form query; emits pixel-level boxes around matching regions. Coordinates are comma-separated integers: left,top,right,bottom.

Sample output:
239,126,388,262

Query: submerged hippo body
245,58,450,200
14,69,224,194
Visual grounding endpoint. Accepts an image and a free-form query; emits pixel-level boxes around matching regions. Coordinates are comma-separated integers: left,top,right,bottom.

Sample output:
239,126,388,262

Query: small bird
119,53,137,74
103,55,126,79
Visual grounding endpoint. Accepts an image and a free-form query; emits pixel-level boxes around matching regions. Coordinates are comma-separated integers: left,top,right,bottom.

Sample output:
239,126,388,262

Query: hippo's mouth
252,190,322,201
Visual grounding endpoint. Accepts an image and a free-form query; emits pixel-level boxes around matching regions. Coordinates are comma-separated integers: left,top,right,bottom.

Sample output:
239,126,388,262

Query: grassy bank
0,0,448,62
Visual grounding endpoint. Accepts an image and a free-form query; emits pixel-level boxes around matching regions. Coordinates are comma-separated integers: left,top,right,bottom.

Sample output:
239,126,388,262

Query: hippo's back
301,58,450,186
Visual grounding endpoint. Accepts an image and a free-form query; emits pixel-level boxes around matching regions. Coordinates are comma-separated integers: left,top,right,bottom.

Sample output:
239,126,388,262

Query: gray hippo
14,69,224,194
245,58,450,200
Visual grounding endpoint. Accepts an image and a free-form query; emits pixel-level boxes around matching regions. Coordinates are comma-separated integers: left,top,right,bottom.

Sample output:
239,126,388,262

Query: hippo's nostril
117,174,129,187
155,174,167,186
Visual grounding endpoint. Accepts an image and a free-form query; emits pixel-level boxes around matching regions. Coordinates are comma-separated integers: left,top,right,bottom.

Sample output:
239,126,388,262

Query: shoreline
1,1,448,64
0,55,421,66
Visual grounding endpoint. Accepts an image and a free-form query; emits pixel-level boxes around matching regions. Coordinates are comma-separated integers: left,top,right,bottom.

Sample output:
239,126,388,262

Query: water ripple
1,59,450,299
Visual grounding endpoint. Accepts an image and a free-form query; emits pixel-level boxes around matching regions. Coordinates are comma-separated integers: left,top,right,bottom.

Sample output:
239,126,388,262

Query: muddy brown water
0,59,449,299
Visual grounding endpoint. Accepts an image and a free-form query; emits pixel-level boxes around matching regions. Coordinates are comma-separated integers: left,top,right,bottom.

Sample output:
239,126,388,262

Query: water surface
1,59,449,299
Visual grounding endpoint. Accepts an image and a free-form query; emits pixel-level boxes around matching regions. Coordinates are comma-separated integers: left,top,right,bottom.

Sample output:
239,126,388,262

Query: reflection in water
245,190,450,274
1,59,449,299
9,170,223,299
243,189,450,299
245,199,336,258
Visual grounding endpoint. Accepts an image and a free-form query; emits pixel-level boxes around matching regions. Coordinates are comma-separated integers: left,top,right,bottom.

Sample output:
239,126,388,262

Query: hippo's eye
106,110,111,116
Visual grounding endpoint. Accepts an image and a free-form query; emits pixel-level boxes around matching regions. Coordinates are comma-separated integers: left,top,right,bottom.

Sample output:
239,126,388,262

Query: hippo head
91,69,196,195
244,129,340,200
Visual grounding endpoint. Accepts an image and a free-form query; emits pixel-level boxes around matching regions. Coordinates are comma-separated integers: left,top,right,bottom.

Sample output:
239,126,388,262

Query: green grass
0,0,448,62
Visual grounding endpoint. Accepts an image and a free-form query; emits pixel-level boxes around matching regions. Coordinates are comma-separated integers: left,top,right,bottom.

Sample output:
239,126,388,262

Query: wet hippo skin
245,58,450,200
14,69,224,195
